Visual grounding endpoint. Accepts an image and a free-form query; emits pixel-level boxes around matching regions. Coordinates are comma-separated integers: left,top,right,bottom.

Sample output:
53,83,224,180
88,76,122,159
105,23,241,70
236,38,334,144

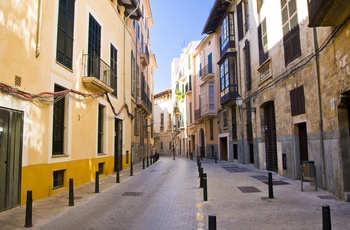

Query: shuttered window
281,0,301,65
244,40,252,91
290,85,305,116
110,44,118,97
237,2,243,41
258,18,269,65
52,85,66,155
56,0,75,69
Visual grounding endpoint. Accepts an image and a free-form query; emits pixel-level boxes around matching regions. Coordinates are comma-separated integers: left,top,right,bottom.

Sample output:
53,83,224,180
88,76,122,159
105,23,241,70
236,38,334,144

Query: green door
0,108,23,211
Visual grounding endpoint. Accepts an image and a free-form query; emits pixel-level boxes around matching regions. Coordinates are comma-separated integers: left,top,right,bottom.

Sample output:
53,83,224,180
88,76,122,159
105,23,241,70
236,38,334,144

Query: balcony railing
199,64,214,80
141,91,152,112
195,108,201,120
140,44,150,66
185,83,192,94
82,54,114,93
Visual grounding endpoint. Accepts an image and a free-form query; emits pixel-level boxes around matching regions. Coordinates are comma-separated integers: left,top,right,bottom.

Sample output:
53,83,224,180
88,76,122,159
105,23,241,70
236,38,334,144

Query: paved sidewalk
0,160,149,230
196,158,350,230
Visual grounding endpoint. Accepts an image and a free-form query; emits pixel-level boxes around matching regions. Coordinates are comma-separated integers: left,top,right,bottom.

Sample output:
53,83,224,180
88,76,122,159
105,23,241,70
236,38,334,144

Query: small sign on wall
331,98,335,114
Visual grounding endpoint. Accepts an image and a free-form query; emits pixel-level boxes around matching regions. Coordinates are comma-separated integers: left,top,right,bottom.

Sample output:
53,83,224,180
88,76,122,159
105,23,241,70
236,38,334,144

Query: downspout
36,0,43,58
124,4,139,104
313,27,326,189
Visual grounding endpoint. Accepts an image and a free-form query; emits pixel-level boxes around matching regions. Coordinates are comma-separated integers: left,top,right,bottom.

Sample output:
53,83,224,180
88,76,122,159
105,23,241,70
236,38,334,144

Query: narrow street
35,157,200,230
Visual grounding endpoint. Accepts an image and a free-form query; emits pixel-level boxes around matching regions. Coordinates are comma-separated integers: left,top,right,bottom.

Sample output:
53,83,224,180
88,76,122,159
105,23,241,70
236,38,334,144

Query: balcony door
88,14,101,78
0,108,23,211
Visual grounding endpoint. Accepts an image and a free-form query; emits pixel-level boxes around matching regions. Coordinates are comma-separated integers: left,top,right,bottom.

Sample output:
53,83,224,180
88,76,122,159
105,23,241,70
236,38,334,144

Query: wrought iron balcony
185,83,192,94
136,91,152,115
195,108,202,122
82,54,114,93
199,64,215,81
140,44,150,66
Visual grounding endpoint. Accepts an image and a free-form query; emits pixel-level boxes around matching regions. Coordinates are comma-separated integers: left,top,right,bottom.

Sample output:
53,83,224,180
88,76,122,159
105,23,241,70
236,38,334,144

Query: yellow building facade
0,0,143,210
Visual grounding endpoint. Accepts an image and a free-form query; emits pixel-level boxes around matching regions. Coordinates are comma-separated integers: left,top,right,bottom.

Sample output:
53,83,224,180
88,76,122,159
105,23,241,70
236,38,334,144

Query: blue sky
150,0,214,94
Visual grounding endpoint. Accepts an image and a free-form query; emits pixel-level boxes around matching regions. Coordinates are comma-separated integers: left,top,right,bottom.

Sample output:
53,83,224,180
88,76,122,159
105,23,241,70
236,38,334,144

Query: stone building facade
200,0,350,200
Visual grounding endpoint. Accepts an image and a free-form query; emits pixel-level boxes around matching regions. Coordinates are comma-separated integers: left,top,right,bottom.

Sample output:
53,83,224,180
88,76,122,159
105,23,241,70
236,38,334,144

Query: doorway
114,118,123,171
298,122,309,162
0,107,23,211
264,102,277,172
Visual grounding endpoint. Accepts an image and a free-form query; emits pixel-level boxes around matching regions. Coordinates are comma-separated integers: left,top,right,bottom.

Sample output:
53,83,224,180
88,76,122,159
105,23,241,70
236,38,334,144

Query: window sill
52,154,69,158
98,153,107,156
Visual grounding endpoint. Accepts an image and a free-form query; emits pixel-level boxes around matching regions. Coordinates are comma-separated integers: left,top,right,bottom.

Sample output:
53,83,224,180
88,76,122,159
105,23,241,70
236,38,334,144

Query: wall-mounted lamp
236,96,256,112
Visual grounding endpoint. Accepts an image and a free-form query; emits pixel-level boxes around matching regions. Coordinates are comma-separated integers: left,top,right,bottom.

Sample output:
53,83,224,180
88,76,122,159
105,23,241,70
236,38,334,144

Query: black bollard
95,171,99,193
147,156,149,167
322,205,332,230
200,167,203,187
69,178,74,206
130,152,133,176
208,214,217,230
24,190,33,227
214,152,217,164
143,157,145,169
268,171,274,198
198,161,202,173
116,165,120,183
203,173,208,201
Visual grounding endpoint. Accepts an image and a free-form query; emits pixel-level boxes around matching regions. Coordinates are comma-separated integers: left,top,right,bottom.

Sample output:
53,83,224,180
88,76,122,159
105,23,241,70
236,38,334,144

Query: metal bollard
130,152,133,176
198,161,202,173
208,214,217,230
69,178,74,206
95,171,99,193
116,165,120,183
143,157,145,169
200,167,203,187
24,190,33,227
203,173,208,201
268,171,274,198
147,156,149,167
322,205,332,230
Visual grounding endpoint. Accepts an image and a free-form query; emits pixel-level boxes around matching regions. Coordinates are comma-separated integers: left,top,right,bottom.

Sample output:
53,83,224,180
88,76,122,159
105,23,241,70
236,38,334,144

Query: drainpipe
313,27,326,189
124,4,139,104
36,0,43,58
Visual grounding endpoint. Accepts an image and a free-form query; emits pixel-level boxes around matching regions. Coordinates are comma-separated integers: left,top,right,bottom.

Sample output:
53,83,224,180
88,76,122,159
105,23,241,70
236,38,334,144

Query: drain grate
262,180,289,185
251,175,268,181
237,186,261,193
318,195,335,200
222,166,250,173
122,192,143,197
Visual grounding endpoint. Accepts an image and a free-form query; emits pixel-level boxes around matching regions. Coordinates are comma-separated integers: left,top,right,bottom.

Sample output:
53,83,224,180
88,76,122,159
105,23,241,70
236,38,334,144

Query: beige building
153,89,173,156
0,0,154,210
129,0,156,166
201,0,350,200
192,34,220,159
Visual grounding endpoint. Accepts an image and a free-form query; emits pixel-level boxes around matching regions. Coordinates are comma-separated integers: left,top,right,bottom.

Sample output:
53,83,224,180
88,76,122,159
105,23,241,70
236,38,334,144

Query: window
56,0,75,69
88,14,101,77
223,110,228,128
220,59,229,92
98,104,105,153
290,85,305,116
237,2,243,41
52,84,66,155
209,82,215,110
160,113,164,132
231,106,237,139
244,40,252,91
53,170,65,190
134,109,139,135
98,162,104,175
220,13,235,54
258,18,269,66
131,51,136,97
189,102,192,124
110,44,118,97
167,113,171,130
281,0,301,65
